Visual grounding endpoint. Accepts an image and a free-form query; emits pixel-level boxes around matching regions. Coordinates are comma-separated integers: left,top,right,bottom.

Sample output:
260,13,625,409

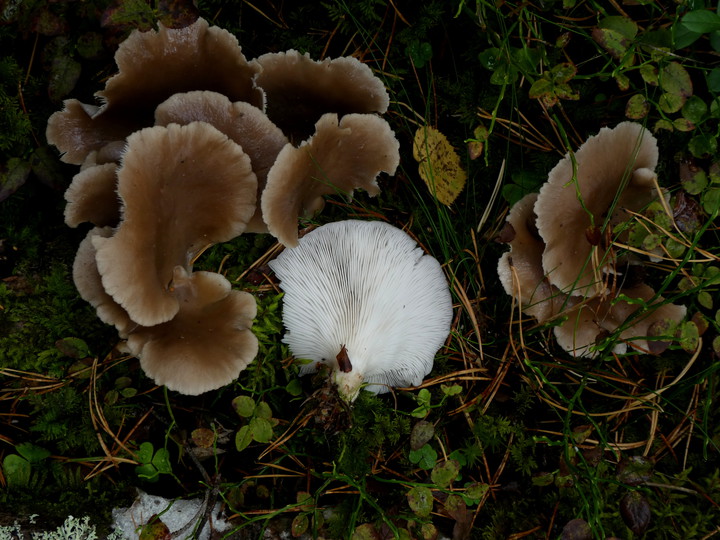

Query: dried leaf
561,518,592,540
413,126,467,206
410,420,435,451
407,486,433,518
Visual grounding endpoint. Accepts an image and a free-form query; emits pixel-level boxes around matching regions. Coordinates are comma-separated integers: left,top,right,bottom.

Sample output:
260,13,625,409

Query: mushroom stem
333,370,365,402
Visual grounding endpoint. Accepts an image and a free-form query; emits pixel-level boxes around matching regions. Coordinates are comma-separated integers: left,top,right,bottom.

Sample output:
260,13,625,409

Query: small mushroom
126,267,258,395
535,122,659,297
261,113,400,247
497,193,568,323
251,50,390,142
93,121,257,327
154,90,289,233
268,220,452,401
46,18,262,165
554,284,686,357
73,227,135,337
64,163,121,228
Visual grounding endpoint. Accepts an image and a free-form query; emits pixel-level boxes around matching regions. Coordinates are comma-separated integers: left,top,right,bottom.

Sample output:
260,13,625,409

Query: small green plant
134,442,172,483
232,395,277,452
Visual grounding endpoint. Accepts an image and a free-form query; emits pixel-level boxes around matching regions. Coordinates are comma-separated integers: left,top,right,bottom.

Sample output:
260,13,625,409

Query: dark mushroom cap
46,18,262,165
251,50,389,142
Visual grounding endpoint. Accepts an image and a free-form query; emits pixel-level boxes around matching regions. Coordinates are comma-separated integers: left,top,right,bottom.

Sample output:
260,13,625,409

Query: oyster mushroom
93,121,257,327
154,90,289,233
269,220,452,401
251,50,390,142
126,267,258,395
535,122,660,297
46,17,262,165
261,113,400,247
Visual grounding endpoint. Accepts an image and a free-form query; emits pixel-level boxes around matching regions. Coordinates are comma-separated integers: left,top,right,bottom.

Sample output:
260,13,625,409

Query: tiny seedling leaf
250,417,273,443
232,395,256,417
235,425,253,452
151,448,172,474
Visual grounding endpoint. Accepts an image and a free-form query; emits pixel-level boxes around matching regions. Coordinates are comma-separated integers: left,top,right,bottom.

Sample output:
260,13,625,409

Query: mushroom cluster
497,122,686,358
47,18,400,394
269,220,453,401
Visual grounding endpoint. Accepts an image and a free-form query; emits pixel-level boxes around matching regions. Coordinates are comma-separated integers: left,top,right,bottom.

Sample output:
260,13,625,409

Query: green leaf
48,55,81,102
678,321,700,353
255,401,273,420
291,513,309,537
0,158,31,202
599,16,638,39
626,94,650,119
592,27,630,58
639,64,658,85
660,62,693,97
137,442,154,464
151,448,172,474
698,291,713,310
135,463,158,482
658,92,685,113
680,9,720,34
406,41,433,68
689,134,718,159
232,395,256,417
54,337,91,359
15,443,50,463
431,459,461,488
2,454,31,487
409,443,438,470
249,417,273,443
407,486,434,518
235,425,253,452
285,379,303,397
441,384,463,397
411,420,435,450
702,187,720,214
682,95,708,123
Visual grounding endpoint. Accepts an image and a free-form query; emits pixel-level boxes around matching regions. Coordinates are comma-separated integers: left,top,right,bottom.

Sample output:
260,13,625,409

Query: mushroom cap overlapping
269,220,453,400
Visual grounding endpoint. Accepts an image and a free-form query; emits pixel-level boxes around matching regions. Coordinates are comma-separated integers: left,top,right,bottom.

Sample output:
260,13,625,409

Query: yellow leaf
413,126,467,206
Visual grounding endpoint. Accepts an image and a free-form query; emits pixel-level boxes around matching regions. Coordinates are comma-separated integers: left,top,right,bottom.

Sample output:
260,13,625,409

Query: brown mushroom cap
126,267,258,395
46,18,262,165
154,90,289,233
251,50,390,141
553,283,686,357
535,122,659,297
261,112,400,247
497,193,568,323
64,163,121,228
73,227,135,337
93,121,258,327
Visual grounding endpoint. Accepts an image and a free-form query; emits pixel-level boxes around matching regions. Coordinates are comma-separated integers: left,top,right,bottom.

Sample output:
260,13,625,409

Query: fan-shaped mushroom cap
64,163,121,228
262,113,400,247
497,193,568,323
126,267,258,395
73,227,135,337
93,122,258,327
46,18,262,165
268,220,452,401
251,50,390,141
535,122,659,297
154,90,289,233
553,283,686,357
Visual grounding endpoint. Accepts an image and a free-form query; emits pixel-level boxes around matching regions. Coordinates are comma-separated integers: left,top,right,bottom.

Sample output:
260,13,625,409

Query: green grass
1,0,719,537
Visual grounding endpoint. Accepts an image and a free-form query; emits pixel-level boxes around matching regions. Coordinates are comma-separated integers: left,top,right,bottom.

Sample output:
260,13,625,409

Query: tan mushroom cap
261,113,400,247
497,193,568,323
535,122,659,297
73,227,135,337
251,50,390,141
554,283,686,358
64,163,121,228
126,267,258,395
46,18,262,165
93,122,258,327
154,90,289,233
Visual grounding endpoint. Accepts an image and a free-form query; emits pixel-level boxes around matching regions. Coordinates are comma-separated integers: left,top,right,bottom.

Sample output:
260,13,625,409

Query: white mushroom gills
269,220,453,401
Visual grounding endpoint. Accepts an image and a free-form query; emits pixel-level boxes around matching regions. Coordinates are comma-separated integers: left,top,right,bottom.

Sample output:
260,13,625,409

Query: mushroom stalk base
333,370,365,402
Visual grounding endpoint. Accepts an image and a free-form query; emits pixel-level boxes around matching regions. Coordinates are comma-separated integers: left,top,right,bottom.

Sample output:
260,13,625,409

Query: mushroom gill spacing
269,220,453,401
93,121,258,327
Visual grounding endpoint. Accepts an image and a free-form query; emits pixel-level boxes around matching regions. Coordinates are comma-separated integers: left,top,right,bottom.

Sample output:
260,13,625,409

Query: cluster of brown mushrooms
497,122,686,358
47,18,400,394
